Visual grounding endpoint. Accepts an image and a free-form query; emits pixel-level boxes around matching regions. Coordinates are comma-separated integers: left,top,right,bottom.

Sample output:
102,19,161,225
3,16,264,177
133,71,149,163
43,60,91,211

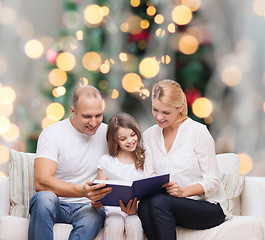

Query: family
28,79,229,240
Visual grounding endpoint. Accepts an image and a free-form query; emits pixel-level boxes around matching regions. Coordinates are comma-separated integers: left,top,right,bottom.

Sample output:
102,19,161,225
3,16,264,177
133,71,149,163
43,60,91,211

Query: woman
138,79,229,240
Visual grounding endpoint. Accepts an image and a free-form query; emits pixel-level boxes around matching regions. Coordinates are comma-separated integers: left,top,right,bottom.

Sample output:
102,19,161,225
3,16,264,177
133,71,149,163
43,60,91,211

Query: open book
93,173,170,206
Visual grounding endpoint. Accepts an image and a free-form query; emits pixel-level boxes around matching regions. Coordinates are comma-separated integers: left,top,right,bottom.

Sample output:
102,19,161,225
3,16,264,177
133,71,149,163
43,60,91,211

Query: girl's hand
119,197,138,215
92,201,103,209
163,181,186,198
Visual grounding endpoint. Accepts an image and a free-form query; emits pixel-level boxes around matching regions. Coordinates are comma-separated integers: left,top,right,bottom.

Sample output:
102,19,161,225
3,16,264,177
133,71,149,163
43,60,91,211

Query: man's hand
119,197,137,215
82,181,112,202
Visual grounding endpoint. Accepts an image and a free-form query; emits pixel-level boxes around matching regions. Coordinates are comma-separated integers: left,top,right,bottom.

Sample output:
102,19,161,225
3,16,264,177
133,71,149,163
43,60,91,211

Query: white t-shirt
98,154,144,214
35,118,108,203
143,118,228,216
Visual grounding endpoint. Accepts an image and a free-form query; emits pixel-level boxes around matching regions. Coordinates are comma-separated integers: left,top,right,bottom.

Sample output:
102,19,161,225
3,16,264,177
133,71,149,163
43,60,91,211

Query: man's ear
70,106,75,116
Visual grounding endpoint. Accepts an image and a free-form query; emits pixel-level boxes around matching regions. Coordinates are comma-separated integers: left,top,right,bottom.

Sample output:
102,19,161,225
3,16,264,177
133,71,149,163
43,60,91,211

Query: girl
138,79,228,240
96,113,145,240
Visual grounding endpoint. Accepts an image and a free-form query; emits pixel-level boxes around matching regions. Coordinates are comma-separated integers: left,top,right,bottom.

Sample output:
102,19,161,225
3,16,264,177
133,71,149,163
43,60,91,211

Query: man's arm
34,157,111,201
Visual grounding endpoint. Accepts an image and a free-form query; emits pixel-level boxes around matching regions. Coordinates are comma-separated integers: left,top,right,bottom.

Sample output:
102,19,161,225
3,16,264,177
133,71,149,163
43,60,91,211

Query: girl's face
117,127,138,152
152,98,181,129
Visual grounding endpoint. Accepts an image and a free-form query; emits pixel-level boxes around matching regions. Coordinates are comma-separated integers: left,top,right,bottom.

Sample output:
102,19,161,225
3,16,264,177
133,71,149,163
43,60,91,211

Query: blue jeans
28,191,106,240
138,194,225,240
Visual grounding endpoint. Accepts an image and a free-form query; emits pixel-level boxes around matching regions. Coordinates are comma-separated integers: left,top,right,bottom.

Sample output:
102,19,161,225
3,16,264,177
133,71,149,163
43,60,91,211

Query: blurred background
0,0,265,177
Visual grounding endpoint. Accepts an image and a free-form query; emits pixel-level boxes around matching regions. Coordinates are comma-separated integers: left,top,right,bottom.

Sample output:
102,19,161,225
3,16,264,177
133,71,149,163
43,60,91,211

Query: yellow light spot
98,80,108,90
167,23,176,33
140,19,150,29
120,23,129,32
172,5,192,25
0,102,13,117
24,39,44,59
120,54,139,72
83,4,104,26
126,15,142,34
99,63,110,74
154,14,164,24
141,88,150,98
79,77,89,86
46,103,65,121
253,0,265,16
122,73,143,93
53,86,66,97
49,68,67,87
102,99,106,111
0,145,9,163
156,28,166,38
139,57,160,78
101,6,110,16
222,66,242,87
82,52,102,71
0,6,16,25
0,116,10,134
146,6,156,16
76,30,83,40
131,0,140,7
0,171,6,177
263,102,265,112
181,0,201,12
238,153,253,174
56,52,76,71
111,89,119,99
161,55,171,64
178,35,198,55
192,97,213,118
119,52,128,62
1,123,20,142
0,87,16,104
41,116,57,129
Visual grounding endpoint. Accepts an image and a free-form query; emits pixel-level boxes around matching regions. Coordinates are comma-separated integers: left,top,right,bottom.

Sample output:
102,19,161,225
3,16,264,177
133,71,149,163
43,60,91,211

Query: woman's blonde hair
152,79,188,121
106,113,145,170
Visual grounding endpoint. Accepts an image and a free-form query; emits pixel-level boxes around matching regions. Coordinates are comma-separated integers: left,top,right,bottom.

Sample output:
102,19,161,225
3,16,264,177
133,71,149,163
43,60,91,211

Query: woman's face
117,127,138,152
152,98,181,128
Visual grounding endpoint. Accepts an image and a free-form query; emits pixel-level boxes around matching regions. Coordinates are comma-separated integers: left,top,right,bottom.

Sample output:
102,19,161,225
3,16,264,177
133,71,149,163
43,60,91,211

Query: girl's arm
97,168,108,180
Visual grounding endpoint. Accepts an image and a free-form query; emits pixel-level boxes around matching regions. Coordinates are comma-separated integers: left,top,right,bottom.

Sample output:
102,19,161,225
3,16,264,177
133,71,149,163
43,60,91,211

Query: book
93,173,170,206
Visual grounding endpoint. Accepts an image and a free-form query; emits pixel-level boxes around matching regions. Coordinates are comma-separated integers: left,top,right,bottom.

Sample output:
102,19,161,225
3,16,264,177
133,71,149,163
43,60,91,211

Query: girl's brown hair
106,113,145,170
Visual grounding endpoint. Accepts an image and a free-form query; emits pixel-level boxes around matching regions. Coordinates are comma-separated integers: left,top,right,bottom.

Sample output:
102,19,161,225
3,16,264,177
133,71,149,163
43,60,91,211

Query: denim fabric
28,191,106,240
138,194,225,240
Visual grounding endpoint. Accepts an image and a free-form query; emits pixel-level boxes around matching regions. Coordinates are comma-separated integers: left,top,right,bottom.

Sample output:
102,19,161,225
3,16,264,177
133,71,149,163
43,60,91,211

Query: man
28,85,112,240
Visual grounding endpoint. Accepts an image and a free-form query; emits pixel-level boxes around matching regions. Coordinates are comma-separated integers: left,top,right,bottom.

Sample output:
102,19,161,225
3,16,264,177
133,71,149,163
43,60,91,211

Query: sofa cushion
9,149,35,218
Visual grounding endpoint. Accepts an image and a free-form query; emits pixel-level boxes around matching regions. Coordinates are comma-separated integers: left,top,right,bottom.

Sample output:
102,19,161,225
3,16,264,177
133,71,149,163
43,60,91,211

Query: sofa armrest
241,176,265,226
0,177,9,217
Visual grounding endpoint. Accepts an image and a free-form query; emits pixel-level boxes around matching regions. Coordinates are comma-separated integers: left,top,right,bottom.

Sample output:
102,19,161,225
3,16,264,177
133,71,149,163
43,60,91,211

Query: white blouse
143,118,228,215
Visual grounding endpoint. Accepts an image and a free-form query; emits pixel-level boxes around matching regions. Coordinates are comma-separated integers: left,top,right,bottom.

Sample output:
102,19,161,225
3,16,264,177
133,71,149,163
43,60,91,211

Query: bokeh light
146,6,156,16
168,23,176,33
238,153,253,174
131,0,140,7
140,19,150,29
122,73,143,93
41,117,57,129
178,35,199,55
1,123,20,142
82,52,102,71
156,28,166,38
0,145,9,164
0,116,10,135
0,87,16,104
46,103,65,121
49,68,67,86
154,14,164,24
222,65,242,87
76,30,83,40
192,97,213,118
56,52,76,71
181,0,201,12
52,86,66,97
161,55,171,64
172,5,192,25
0,6,16,25
111,89,119,99
83,4,104,26
0,102,13,117
126,15,142,34
139,57,160,78
24,39,44,59
252,0,265,16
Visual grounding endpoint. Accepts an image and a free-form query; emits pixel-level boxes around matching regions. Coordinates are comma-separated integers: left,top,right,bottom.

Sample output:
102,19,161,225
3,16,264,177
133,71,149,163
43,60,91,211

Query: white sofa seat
0,151,264,240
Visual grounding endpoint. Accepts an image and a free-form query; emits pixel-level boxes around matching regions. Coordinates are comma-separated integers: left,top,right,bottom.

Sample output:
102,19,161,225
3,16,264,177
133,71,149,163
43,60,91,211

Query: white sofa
0,150,264,240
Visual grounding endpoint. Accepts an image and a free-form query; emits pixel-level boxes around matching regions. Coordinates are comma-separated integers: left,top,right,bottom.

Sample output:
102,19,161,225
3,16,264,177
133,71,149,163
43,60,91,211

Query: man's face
70,96,103,136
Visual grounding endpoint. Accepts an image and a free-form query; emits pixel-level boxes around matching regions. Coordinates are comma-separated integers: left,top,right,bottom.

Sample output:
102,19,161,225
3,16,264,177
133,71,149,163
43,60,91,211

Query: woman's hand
163,181,186,198
119,197,138,215
91,200,103,210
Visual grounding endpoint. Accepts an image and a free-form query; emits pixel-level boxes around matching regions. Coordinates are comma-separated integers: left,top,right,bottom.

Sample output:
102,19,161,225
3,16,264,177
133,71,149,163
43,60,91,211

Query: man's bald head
72,85,102,112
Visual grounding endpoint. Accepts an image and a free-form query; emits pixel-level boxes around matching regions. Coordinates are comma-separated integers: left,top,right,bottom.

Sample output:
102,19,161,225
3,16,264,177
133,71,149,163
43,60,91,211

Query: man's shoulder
40,118,69,135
